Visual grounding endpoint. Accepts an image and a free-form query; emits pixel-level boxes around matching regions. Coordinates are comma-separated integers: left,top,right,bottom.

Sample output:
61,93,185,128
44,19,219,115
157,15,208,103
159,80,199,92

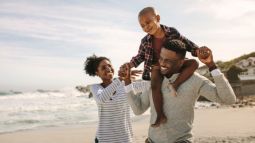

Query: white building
236,57,255,80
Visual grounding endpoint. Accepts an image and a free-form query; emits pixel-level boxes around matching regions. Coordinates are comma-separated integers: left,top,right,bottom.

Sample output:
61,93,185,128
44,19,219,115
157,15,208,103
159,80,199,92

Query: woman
84,55,138,143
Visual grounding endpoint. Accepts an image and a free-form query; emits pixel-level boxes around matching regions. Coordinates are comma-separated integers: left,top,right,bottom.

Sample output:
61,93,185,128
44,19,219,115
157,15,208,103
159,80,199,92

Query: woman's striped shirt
90,78,133,143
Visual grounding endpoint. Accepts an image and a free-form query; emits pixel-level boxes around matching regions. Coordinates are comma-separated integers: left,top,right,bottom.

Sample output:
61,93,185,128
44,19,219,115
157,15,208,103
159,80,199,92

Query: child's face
139,12,160,35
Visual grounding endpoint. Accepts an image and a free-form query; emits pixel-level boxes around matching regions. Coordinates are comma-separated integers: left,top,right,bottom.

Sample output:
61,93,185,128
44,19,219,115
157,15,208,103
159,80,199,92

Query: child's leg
172,59,198,91
151,65,167,127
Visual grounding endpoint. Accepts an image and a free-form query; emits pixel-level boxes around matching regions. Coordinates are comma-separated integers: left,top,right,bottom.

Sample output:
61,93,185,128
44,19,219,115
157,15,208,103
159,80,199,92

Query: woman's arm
90,79,122,104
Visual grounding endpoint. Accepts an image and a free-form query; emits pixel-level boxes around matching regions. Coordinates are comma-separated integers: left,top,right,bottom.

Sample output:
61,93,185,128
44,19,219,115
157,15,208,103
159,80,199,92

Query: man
122,39,236,143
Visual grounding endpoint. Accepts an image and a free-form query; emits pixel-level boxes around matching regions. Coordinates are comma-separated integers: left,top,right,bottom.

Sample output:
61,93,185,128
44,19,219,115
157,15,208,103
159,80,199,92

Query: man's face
138,12,160,35
159,48,184,77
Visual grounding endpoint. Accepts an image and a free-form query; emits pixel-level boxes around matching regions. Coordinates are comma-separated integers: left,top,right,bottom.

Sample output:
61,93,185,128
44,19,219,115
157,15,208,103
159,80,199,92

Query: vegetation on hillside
216,52,255,71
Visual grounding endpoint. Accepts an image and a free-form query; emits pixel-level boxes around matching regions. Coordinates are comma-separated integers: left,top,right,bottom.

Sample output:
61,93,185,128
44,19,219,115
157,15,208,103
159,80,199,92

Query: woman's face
96,59,114,80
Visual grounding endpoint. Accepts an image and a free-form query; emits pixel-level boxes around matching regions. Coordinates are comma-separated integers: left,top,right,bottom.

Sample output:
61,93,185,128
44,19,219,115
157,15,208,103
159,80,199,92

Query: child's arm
172,59,199,90
170,27,199,57
121,41,146,72
129,41,146,68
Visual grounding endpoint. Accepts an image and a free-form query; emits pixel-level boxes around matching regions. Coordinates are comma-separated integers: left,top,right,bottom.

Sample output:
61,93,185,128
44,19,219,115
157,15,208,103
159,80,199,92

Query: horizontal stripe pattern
90,79,133,143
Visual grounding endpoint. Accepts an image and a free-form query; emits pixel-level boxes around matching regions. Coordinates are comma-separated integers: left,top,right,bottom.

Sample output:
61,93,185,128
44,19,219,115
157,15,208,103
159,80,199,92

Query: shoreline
0,107,255,143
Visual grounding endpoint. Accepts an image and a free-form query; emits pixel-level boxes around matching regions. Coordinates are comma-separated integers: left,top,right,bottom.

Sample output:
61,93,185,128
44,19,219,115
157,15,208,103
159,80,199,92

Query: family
84,7,236,143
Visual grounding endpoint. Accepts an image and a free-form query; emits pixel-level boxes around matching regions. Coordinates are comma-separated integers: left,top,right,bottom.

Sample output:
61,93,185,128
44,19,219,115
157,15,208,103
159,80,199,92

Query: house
236,57,255,80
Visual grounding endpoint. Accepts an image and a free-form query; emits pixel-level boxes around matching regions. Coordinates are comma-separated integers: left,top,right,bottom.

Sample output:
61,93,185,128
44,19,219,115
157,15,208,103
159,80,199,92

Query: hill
216,52,255,71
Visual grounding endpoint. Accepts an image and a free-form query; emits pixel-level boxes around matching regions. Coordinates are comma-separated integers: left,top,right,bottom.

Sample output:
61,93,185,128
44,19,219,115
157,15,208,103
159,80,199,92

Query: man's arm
198,69,236,104
125,81,151,115
127,91,150,116
197,47,236,104
120,64,151,115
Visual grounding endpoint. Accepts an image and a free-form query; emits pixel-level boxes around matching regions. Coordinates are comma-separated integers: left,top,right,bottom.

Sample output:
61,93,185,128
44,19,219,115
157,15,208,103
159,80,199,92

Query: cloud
0,1,143,91
184,0,255,20
0,1,136,43
0,0,254,91
0,0,143,60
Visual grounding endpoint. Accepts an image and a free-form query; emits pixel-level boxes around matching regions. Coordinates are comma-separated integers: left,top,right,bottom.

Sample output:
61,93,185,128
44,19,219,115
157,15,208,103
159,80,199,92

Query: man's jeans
145,137,192,143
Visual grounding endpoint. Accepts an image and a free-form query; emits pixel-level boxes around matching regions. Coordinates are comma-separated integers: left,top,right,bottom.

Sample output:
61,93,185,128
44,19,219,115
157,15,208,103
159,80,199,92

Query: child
125,7,205,127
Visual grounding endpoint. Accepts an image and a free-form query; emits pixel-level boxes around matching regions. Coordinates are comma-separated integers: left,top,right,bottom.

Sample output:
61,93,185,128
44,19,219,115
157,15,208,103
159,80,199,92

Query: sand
0,107,255,143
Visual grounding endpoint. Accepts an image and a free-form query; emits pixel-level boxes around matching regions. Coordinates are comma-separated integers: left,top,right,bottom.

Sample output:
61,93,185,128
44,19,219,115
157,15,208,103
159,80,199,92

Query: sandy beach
0,107,254,143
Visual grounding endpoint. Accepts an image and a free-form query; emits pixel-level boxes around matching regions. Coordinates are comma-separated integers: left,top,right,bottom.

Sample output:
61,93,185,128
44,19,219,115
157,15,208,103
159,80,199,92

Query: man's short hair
162,39,186,59
138,7,157,18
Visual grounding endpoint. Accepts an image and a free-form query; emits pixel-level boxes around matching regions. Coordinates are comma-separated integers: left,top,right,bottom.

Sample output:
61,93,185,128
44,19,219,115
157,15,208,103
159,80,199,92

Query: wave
0,86,218,134
0,91,23,96
0,88,90,100
4,119,41,125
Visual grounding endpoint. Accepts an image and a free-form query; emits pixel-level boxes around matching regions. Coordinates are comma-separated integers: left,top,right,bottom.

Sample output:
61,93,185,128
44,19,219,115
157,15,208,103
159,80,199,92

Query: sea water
0,88,215,133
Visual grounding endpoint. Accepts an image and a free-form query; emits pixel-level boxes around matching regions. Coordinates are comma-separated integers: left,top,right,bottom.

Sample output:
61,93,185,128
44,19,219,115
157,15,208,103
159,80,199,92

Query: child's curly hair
84,55,110,76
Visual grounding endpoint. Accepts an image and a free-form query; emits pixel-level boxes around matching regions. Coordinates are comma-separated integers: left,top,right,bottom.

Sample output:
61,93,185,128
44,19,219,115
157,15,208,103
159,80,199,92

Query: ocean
0,88,216,134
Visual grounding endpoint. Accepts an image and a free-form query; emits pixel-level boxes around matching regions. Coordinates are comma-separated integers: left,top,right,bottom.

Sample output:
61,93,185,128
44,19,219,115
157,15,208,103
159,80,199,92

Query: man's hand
130,70,143,80
118,63,142,85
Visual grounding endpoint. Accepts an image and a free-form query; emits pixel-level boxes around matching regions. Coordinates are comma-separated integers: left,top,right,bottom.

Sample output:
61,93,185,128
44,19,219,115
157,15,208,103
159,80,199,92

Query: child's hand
168,83,177,96
197,47,214,66
197,46,210,59
172,82,178,91
122,62,135,69
121,62,131,70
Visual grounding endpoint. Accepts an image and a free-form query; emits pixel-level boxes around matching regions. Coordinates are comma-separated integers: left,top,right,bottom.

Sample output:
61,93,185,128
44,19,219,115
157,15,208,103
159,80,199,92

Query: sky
0,0,254,91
